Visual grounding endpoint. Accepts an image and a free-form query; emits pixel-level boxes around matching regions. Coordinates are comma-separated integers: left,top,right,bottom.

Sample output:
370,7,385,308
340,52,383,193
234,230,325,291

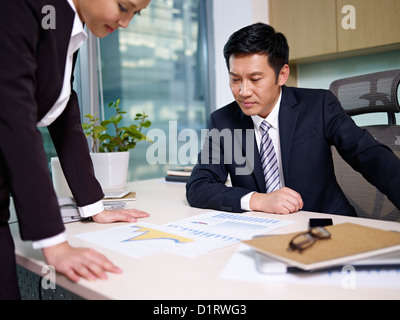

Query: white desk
11,179,400,300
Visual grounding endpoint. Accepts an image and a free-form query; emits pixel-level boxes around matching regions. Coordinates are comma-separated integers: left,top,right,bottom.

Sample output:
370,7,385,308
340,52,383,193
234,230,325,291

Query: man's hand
91,208,149,224
42,242,122,283
250,187,303,214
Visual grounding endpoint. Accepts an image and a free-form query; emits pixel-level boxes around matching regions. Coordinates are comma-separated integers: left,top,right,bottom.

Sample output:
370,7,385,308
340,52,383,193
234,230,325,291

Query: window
41,0,212,183
98,0,212,181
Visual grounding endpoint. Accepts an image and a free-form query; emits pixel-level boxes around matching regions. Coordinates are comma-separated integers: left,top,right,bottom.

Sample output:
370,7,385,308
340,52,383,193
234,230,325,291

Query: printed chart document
76,211,295,258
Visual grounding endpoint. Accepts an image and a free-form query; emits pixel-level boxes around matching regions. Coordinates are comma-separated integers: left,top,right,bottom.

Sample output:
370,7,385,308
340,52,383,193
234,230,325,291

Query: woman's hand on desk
42,242,122,283
41,209,149,283
91,208,150,224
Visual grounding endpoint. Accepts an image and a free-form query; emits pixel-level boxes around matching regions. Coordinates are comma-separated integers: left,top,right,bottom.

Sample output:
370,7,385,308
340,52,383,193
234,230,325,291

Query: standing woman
0,0,151,299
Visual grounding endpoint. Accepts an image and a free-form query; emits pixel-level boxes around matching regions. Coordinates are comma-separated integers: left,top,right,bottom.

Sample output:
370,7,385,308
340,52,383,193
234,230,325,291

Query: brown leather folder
243,223,400,271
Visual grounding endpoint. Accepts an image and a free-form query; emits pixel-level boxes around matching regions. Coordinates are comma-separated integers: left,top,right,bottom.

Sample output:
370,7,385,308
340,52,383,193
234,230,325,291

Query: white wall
211,0,269,110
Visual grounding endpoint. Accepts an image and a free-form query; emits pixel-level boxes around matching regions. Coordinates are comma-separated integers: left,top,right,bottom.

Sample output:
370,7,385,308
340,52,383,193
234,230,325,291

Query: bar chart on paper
164,212,295,257
76,224,195,258
76,211,295,258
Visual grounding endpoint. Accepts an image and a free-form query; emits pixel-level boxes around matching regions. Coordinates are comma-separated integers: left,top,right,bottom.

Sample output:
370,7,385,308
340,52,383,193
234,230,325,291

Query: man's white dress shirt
240,90,285,211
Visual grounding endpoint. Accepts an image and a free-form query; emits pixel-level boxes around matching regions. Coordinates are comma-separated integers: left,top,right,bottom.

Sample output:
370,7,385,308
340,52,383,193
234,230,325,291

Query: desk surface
11,179,400,300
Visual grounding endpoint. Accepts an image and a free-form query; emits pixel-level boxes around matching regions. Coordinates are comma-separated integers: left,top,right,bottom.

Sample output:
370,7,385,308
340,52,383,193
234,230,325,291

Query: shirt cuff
241,192,255,211
32,201,104,249
32,231,67,250
78,200,104,218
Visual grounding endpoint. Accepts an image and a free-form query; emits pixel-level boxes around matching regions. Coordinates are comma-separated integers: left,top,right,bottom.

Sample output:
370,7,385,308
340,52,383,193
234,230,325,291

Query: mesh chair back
330,69,400,221
332,126,400,221
329,69,400,119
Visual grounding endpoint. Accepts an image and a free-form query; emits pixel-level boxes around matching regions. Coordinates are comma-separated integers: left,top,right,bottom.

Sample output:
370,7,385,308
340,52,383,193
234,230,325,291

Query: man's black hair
223,23,289,81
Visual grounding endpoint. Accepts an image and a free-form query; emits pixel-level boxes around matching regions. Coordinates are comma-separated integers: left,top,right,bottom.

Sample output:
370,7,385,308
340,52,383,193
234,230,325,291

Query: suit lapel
36,1,75,119
279,86,299,181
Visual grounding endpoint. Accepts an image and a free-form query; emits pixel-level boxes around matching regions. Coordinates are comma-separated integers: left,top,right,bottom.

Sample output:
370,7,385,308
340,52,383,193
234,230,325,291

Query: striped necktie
260,120,281,193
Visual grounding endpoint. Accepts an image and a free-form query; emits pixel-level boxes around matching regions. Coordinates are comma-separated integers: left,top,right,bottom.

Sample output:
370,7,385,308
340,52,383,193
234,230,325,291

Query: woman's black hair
223,23,289,82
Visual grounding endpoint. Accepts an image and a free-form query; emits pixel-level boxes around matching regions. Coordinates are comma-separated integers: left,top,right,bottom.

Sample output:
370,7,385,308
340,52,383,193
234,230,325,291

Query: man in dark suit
186,23,400,218
0,0,150,299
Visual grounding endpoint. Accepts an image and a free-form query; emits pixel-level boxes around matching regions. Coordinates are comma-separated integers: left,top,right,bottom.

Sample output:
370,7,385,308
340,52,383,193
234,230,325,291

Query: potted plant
81,99,152,192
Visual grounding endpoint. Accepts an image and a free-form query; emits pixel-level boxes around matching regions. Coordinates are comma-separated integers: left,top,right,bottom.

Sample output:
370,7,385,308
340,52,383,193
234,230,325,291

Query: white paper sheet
219,244,400,290
76,211,295,258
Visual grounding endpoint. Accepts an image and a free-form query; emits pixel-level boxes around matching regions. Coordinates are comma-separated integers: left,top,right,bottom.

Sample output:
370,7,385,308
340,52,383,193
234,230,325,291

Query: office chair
329,69,400,222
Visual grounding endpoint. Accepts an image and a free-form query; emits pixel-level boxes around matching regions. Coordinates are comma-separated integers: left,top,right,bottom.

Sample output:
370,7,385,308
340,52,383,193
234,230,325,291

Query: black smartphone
309,218,333,228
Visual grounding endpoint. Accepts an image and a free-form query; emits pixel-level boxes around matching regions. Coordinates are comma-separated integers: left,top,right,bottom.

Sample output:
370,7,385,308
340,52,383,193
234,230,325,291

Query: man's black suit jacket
186,85,400,216
0,0,103,241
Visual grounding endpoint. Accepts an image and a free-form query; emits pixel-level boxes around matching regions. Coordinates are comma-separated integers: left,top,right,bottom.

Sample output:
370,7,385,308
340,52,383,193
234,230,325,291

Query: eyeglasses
288,226,331,253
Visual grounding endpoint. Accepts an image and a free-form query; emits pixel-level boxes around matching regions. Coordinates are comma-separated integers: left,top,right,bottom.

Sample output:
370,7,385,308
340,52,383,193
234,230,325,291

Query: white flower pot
90,151,130,192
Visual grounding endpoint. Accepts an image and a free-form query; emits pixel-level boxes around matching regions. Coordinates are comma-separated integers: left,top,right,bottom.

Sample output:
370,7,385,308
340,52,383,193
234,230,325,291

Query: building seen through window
99,0,209,181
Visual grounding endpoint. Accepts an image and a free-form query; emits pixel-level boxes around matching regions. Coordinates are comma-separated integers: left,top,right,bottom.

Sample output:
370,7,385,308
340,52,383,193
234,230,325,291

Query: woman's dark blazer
0,0,103,241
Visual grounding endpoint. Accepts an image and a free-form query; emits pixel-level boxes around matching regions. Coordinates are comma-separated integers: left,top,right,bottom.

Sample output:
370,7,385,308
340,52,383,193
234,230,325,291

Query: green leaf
81,123,92,130
114,114,123,124
99,133,111,141
126,128,143,140
126,142,137,149
128,124,139,131
142,120,152,128
94,125,107,135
